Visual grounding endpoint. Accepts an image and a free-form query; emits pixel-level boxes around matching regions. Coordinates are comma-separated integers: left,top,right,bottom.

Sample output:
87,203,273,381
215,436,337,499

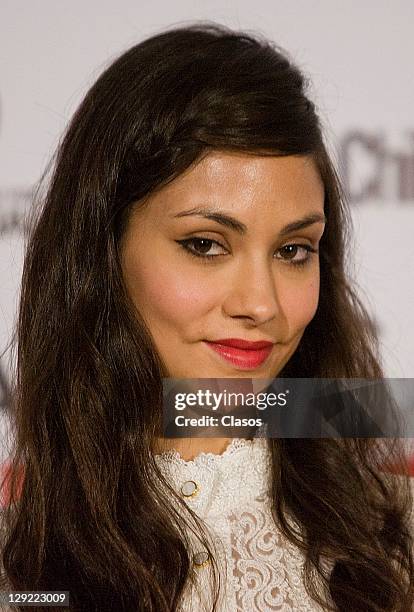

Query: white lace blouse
153,437,331,611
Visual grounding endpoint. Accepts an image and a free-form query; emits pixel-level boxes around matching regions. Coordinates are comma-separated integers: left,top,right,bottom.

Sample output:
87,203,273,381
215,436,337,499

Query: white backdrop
1,2,413,446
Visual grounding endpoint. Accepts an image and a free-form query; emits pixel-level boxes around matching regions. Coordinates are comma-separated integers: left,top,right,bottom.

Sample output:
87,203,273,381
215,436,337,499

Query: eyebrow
172,206,326,236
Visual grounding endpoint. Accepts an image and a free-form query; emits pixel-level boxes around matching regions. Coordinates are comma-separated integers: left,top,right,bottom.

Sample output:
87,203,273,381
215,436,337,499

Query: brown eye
279,245,299,260
192,238,214,254
275,244,317,266
176,237,228,260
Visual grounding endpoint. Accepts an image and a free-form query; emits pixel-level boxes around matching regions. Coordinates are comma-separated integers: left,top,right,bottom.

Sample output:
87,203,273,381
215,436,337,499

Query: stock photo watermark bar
161,378,414,438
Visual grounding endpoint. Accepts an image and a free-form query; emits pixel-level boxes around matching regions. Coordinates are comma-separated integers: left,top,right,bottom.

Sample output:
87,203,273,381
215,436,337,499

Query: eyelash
176,237,318,267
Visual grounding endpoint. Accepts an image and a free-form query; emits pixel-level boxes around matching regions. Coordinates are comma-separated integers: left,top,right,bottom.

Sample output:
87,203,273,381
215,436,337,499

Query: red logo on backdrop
0,461,24,508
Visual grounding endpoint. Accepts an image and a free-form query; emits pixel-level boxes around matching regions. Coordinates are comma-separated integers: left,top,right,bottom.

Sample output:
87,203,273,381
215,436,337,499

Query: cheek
126,257,218,329
279,273,320,329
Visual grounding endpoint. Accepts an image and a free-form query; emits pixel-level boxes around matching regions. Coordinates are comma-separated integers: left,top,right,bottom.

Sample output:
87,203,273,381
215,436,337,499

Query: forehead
137,150,325,224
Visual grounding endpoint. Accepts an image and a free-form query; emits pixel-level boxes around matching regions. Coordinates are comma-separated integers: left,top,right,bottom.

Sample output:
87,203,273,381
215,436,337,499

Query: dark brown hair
1,21,413,611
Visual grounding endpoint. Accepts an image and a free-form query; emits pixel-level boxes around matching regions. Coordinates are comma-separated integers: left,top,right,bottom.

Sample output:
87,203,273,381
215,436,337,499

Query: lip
207,338,274,349
203,338,274,369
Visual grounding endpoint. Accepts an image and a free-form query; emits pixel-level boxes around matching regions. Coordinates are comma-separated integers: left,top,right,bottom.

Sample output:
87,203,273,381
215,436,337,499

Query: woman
1,21,413,611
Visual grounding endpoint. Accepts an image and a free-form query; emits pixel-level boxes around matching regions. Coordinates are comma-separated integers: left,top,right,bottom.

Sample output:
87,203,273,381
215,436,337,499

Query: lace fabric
153,438,329,611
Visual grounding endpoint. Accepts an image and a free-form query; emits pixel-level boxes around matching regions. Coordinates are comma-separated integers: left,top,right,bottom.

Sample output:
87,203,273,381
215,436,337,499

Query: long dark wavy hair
1,21,413,612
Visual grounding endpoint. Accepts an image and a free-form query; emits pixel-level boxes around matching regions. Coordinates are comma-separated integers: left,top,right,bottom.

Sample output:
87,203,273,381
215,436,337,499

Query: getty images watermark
162,378,414,438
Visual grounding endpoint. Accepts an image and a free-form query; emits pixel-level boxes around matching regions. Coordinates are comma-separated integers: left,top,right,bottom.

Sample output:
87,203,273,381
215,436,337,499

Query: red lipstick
204,338,274,369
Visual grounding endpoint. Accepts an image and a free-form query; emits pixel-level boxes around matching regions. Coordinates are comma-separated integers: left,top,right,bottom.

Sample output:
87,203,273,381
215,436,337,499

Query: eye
176,237,227,259
276,244,317,265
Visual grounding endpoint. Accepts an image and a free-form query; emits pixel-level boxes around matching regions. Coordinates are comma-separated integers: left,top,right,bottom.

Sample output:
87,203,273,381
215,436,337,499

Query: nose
221,256,283,326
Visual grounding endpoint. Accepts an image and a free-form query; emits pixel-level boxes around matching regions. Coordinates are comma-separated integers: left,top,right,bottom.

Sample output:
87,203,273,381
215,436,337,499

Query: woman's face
120,151,325,379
